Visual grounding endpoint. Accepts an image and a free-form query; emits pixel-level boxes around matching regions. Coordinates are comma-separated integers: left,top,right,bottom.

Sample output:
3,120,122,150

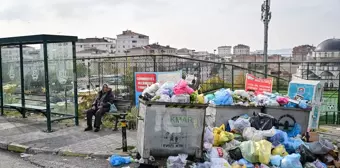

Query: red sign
245,73,273,94
135,73,157,92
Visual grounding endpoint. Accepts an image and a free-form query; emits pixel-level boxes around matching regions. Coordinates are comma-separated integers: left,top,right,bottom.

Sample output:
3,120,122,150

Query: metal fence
75,54,340,124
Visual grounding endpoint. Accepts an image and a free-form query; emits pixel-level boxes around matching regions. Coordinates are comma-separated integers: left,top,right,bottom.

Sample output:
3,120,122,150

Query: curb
0,141,130,159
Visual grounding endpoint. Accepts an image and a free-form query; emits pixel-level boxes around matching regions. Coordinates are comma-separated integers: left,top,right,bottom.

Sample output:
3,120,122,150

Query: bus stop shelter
0,34,79,132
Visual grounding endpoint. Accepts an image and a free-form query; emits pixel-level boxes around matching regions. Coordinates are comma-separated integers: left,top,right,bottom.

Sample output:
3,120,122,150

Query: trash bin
264,107,310,135
137,99,207,161
205,104,263,127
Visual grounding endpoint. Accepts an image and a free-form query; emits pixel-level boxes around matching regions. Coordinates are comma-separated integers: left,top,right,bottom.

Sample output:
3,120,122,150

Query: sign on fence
135,71,182,105
245,73,273,94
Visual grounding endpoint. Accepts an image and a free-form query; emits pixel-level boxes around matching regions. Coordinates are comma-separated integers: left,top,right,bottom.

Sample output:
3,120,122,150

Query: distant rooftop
233,44,250,48
77,48,107,54
78,38,111,43
218,46,232,48
129,43,175,50
117,30,148,37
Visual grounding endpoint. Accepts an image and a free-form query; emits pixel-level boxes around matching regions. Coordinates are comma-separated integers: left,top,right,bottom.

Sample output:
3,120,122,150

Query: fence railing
75,55,340,110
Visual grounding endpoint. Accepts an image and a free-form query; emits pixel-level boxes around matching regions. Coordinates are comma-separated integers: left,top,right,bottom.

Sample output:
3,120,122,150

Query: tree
76,63,87,78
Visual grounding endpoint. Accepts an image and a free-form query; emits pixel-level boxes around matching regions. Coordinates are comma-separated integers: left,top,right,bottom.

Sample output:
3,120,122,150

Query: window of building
92,45,94,47
330,82,334,88
80,45,83,48
132,40,137,43
324,82,328,88
123,45,125,48
132,45,136,48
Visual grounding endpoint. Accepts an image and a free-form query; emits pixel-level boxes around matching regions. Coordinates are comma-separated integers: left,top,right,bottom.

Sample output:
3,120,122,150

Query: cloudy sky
0,0,339,51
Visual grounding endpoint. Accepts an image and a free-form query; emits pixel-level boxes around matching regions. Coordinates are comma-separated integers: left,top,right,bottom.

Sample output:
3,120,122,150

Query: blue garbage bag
299,100,309,109
281,153,303,168
109,155,131,166
269,129,304,153
270,155,283,167
269,129,288,146
238,159,254,168
284,138,304,153
213,89,233,105
284,102,298,108
287,123,301,137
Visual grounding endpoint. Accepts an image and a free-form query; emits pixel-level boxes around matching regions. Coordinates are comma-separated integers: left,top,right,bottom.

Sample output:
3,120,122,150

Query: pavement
0,115,137,159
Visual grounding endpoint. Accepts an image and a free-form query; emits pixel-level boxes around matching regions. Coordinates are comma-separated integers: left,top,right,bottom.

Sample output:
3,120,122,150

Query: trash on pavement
167,154,188,168
109,155,132,166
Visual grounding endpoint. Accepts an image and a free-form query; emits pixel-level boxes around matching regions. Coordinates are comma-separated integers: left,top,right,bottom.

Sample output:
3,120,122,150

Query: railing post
326,112,328,124
72,42,79,126
43,42,52,132
333,111,336,124
153,55,156,72
222,64,225,87
231,66,234,90
277,62,280,92
0,46,3,116
19,44,26,118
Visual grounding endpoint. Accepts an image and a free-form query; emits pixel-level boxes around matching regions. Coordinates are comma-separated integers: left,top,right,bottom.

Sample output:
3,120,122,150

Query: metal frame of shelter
0,34,79,132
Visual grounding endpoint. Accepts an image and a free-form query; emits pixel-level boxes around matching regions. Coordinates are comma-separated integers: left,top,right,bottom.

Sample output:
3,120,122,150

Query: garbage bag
249,113,278,130
173,79,194,95
242,127,275,141
213,88,234,105
270,155,283,167
234,90,250,99
142,83,160,96
222,139,241,151
231,163,247,168
205,94,215,103
239,140,272,164
228,147,243,161
197,94,205,104
190,90,198,103
156,94,171,102
281,153,303,168
298,100,309,109
195,162,212,168
276,96,289,105
306,138,334,155
286,123,301,137
284,138,304,153
269,129,289,146
167,154,188,168
109,155,132,166
213,124,234,146
304,162,318,168
296,145,316,165
208,147,229,160
233,118,250,133
210,158,232,168
237,159,254,168
171,94,190,103
313,160,327,168
272,145,288,156
265,99,280,107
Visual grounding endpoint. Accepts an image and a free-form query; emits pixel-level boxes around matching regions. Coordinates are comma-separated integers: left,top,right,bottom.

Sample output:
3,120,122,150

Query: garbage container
137,99,207,161
206,104,263,128
264,107,310,134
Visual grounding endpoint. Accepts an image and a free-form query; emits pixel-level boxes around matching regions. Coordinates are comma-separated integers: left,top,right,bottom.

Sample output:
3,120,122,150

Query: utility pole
261,0,271,78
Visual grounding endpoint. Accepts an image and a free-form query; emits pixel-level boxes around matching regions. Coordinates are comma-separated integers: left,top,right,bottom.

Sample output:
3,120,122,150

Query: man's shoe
84,127,92,131
94,128,100,132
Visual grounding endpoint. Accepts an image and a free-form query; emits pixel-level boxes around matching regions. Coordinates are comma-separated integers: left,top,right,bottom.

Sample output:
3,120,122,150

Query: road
0,150,38,168
0,150,113,168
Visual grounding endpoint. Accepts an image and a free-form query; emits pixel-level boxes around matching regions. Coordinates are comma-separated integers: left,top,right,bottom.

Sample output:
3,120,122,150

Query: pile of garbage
140,81,311,110
139,79,196,103
166,112,338,168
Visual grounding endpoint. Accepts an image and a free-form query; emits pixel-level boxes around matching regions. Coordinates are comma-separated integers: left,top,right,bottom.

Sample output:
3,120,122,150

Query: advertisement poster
135,70,182,105
245,73,273,94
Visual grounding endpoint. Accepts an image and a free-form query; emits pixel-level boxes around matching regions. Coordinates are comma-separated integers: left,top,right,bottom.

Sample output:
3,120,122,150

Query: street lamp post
261,0,271,78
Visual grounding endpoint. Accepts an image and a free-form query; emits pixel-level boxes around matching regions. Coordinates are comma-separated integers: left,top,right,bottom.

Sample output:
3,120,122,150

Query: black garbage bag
296,144,316,164
228,147,243,161
249,113,278,130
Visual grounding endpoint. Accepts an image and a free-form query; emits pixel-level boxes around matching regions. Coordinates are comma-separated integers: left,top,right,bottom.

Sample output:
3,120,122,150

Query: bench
107,99,133,131
3,103,54,118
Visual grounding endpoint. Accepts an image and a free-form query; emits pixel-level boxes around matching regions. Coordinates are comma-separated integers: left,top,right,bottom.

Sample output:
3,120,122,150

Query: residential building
116,30,149,56
177,48,194,58
127,43,176,56
76,37,115,54
233,44,250,55
294,38,340,88
217,46,232,59
292,45,315,62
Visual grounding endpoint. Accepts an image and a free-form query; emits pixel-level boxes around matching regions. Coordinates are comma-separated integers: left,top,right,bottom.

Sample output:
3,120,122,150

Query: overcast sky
0,0,339,51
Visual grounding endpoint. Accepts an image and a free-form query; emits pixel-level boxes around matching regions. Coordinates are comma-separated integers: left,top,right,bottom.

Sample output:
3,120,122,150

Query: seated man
84,84,114,132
